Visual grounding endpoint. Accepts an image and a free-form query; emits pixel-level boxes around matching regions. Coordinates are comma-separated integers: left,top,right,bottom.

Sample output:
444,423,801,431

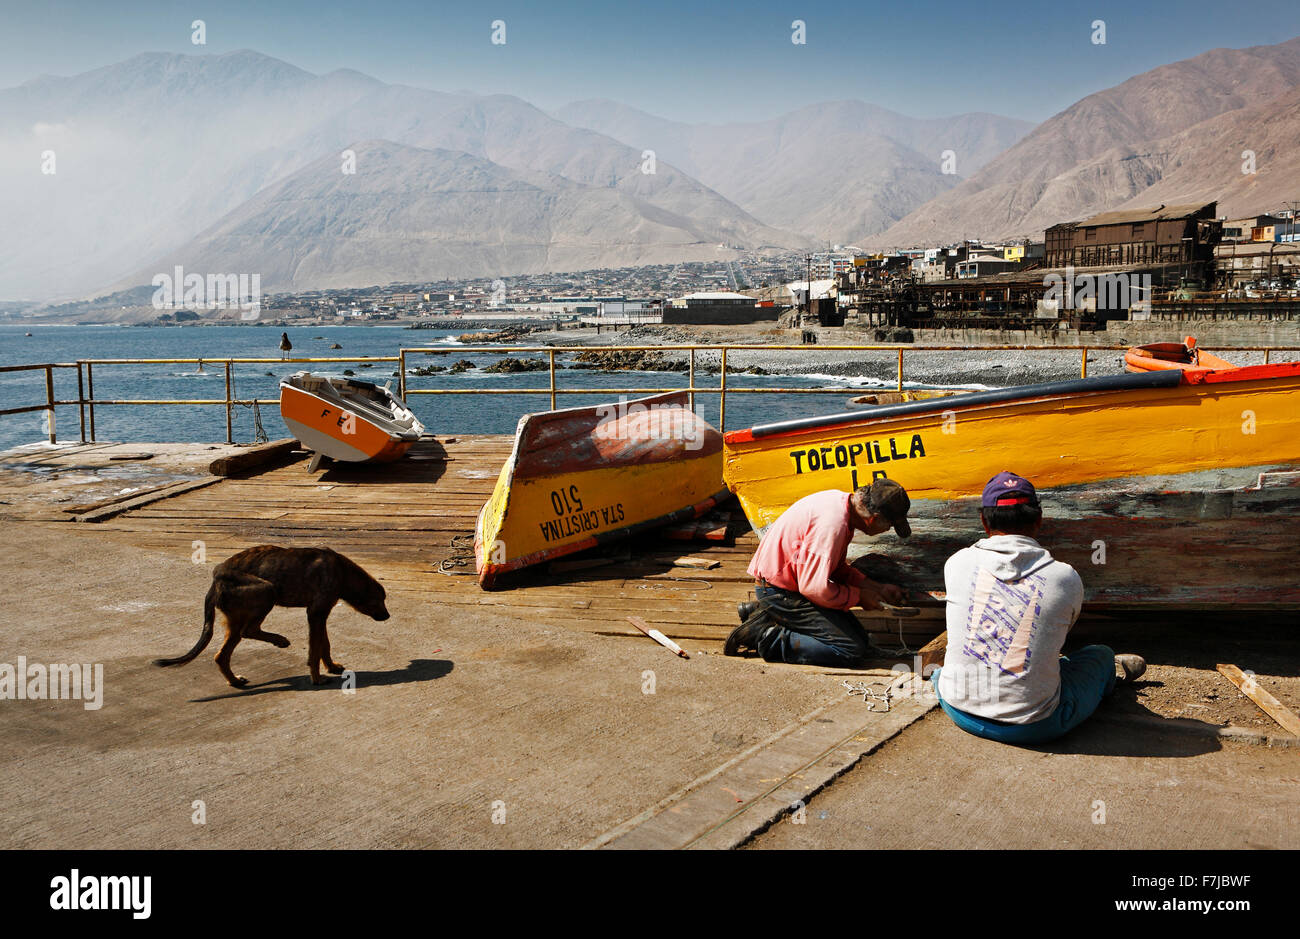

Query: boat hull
280,382,420,463
848,466,1300,608
724,367,1300,533
475,391,727,588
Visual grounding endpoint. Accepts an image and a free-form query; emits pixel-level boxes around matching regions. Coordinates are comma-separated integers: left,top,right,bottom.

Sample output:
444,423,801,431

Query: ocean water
0,324,906,450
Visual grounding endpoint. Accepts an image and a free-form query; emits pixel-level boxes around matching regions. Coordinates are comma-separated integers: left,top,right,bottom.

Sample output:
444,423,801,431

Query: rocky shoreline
415,322,1275,388
425,323,1095,387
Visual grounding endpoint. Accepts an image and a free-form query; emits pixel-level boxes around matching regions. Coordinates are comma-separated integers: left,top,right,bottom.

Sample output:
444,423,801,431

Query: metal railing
4,344,1299,445
0,356,396,445
399,344,1141,431
0,362,80,444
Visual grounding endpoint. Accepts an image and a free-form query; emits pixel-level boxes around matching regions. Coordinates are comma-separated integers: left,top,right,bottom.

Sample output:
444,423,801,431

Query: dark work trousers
751,583,873,667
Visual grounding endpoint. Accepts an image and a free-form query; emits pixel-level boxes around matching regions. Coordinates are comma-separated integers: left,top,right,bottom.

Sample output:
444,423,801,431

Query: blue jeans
930,644,1117,745
751,584,873,667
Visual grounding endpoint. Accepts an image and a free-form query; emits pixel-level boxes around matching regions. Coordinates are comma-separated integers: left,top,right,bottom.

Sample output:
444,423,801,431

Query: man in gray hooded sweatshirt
931,471,1145,745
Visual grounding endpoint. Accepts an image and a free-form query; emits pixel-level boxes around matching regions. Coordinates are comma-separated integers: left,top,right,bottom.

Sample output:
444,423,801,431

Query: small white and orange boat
475,391,729,588
279,372,425,471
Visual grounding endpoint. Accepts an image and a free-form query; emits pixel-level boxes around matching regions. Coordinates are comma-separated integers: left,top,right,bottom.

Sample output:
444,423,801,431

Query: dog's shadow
190,657,454,702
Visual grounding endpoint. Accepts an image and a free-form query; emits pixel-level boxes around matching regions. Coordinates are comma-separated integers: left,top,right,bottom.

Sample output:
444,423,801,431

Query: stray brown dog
153,545,390,687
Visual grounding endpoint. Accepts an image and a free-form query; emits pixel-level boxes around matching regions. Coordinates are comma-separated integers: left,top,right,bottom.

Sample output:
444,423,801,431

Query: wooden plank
207,438,303,476
61,479,188,514
1216,663,1300,736
918,631,948,670
670,557,721,570
75,477,224,523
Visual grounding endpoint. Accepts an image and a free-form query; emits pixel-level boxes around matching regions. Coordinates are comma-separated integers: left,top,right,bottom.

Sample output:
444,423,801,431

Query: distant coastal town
15,199,1298,341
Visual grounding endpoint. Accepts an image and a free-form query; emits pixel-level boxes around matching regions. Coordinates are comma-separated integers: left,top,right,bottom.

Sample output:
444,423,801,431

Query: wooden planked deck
28,430,1294,658
64,435,891,654
10,432,1295,656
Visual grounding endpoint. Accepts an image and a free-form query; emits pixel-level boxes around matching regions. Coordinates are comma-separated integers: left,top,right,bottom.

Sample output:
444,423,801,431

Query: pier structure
2,342,1299,850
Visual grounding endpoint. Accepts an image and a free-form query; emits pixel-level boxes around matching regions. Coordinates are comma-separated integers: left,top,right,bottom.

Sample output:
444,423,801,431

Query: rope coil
438,533,477,575
841,678,894,712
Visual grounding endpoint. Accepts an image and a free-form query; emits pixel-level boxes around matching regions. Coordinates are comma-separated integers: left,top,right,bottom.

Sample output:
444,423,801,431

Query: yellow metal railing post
76,362,86,443
1265,348,1271,364
548,349,557,410
225,360,233,444
719,348,728,432
44,365,55,443
399,349,407,399
87,362,96,442
688,347,696,413
1081,347,1088,378
896,348,904,392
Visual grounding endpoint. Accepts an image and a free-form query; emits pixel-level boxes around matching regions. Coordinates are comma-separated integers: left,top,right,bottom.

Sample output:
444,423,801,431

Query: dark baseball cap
982,471,1039,508
863,478,911,538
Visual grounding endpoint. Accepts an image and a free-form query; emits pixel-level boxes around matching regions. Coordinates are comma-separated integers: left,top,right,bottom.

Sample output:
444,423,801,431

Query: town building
1045,202,1220,269
957,253,1019,278
1222,215,1283,242
807,252,857,280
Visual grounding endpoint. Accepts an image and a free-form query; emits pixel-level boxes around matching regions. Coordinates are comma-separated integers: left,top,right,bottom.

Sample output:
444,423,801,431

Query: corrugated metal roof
1077,202,1215,228
785,278,836,299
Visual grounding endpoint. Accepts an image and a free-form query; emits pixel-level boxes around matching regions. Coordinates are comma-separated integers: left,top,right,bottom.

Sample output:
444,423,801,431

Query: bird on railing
279,332,292,360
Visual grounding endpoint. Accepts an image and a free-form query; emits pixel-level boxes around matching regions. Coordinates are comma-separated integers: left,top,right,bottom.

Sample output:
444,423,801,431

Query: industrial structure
662,291,778,326
1044,202,1220,269
823,200,1300,331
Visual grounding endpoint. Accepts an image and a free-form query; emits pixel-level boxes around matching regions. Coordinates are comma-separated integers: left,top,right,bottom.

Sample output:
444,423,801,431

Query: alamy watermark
1,657,103,710
50,869,149,919
152,266,261,320
1043,266,1151,312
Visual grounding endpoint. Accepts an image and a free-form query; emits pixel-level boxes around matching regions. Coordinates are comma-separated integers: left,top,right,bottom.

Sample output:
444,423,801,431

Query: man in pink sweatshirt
726,480,912,667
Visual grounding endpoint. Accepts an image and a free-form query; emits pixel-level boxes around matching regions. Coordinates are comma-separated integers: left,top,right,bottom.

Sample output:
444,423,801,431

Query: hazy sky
3,0,1299,123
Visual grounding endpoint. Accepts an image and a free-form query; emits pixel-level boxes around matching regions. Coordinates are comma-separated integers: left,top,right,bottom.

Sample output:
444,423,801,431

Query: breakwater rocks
483,356,549,373
621,324,701,344
457,324,548,343
568,349,681,371
406,318,545,331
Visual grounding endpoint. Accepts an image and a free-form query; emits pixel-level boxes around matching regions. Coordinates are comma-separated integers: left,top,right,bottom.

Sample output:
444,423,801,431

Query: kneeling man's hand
857,583,885,611
877,582,906,605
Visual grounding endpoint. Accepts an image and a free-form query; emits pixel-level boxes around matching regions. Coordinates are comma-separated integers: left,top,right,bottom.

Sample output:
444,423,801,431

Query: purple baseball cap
982,471,1039,508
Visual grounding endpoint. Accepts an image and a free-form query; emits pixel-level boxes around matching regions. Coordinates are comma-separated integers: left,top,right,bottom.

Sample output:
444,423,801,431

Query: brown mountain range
871,37,1300,246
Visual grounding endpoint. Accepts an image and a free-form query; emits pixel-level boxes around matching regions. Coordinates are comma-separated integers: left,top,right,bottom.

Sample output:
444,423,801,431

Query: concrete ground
749,707,1300,850
0,530,843,849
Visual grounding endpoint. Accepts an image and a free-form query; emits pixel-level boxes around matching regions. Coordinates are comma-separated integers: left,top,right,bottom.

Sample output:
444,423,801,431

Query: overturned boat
1124,335,1237,374
279,372,425,469
724,342,1300,607
475,391,728,588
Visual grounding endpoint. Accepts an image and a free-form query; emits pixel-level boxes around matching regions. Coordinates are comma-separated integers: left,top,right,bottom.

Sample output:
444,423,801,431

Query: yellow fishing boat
724,352,1300,607
475,391,729,588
